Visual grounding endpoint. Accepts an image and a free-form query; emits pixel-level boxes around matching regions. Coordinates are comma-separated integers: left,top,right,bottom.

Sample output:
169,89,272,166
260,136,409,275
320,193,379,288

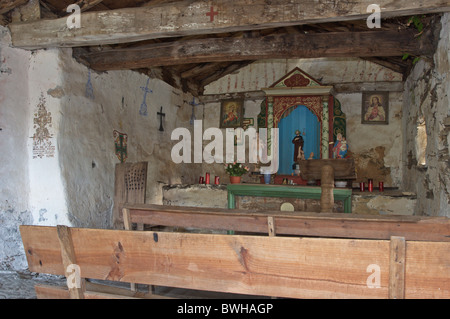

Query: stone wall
402,14,450,217
0,26,202,270
56,49,202,228
0,27,32,270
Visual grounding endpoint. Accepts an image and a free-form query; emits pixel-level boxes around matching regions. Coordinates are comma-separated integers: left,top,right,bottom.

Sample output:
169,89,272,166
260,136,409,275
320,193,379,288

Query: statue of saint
332,133,348,159
292,130,305,163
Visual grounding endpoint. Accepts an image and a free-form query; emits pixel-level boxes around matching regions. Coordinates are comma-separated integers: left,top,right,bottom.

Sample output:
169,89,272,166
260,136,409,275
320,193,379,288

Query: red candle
205,173,210,184
379,181,384,192
368,179,373,192
214,176,220,185
359,182,365,192
199,176,204,184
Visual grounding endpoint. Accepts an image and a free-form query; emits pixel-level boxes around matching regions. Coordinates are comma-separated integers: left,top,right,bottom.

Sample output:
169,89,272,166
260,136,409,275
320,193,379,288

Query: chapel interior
0,0,449,300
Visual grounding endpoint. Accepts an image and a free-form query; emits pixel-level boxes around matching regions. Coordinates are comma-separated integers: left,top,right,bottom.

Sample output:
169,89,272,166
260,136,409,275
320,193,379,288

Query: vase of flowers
225,162,249,184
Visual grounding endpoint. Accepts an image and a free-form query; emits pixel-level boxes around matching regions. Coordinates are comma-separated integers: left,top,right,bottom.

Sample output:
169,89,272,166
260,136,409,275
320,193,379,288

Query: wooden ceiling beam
80,29,434,71
8,0,450,49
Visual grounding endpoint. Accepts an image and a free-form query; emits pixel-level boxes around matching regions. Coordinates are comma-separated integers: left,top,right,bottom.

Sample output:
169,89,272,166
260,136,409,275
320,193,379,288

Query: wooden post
122,208,151,294
123,208,132,231
56,225,85,299
389,236,406,299
320,164,334,213
122,208,138,292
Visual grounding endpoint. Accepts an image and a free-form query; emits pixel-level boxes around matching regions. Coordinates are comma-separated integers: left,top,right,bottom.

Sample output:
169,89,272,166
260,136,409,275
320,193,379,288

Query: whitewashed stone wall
56,49,202,229
0,27,32,270
0,26,201,270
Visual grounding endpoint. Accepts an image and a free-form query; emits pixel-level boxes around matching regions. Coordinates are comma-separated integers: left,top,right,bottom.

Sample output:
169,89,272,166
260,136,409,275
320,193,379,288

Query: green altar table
227,183,352,213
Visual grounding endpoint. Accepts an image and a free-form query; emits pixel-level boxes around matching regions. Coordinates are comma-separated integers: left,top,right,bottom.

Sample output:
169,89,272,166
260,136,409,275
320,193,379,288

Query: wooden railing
20,204,450,299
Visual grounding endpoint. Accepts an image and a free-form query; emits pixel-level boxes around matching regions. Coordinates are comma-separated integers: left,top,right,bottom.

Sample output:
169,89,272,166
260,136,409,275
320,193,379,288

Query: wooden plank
8,0,450,49
113,163,127,228
122,207,136,291
389,236,406,299
404,241,450,298
35,284,70,299
82,30,433,71
123,204,450,242
20,225,450,298
298,159,356,180
20,225,389,298
34,282,171,299
56,225,85,299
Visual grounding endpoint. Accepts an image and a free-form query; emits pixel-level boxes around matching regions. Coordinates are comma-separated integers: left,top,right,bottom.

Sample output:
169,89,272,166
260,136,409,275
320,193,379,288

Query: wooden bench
20,204,450,299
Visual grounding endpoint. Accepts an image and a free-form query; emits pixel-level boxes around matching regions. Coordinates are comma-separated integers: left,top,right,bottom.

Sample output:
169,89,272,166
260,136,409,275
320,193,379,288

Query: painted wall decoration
85,69,94,99
189,97,200,125
220,99,244,128
139,78,152,116
362,91,389,125
257,99,267,128
31,93,55,159
113,130,128,163
333,98,347,141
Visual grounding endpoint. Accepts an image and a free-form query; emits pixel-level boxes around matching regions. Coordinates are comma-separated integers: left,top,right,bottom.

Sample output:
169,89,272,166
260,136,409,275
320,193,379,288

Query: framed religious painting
361,91,389,125
220,99,244,128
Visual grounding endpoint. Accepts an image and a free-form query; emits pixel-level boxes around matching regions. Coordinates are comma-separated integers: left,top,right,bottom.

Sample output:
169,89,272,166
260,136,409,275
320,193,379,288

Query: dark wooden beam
9,0,450,49
80,29,434,71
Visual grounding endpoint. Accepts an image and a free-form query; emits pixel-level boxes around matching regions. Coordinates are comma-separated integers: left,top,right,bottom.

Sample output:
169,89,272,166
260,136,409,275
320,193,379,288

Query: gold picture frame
220,99,244,128
362,91,389,125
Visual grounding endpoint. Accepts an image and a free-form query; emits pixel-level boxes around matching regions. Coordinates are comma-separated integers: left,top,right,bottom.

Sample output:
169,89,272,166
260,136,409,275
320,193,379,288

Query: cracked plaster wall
402,14,450,217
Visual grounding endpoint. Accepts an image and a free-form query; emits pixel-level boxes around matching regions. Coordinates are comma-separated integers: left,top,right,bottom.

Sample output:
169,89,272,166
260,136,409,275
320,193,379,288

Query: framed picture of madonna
361,91,389,125
220,99,244,128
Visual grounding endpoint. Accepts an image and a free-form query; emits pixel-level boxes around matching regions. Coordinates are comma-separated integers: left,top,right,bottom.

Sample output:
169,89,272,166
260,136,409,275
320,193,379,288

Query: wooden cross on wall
158,106,165,131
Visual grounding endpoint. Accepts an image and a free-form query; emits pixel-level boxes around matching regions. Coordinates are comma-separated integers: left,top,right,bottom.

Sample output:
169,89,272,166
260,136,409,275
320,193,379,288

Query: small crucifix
157,106,166,132
206,6,218,22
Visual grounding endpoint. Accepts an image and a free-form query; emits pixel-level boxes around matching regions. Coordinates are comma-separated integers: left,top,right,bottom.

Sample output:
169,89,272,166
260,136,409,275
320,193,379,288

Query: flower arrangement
225,162,249,176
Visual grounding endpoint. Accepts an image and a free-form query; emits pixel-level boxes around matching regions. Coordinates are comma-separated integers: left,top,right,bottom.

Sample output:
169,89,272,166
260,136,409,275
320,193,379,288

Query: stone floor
0,270,65,299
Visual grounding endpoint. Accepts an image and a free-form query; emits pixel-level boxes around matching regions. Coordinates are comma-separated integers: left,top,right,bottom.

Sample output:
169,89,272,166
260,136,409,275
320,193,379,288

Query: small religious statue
292,130,305,168
332,132,348,159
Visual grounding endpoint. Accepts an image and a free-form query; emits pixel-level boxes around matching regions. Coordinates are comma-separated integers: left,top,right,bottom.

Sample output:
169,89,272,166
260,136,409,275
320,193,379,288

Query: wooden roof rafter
2,0,449,96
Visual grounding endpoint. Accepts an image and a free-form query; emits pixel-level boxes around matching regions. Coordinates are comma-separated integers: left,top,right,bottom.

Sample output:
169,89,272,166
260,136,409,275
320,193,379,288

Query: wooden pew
122,204,450,242
20,205,450,299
